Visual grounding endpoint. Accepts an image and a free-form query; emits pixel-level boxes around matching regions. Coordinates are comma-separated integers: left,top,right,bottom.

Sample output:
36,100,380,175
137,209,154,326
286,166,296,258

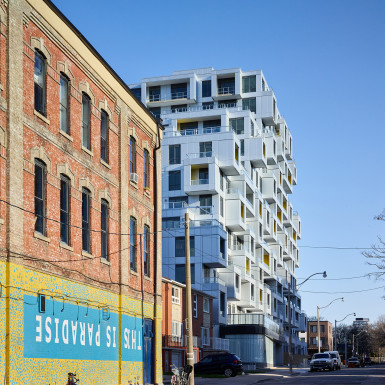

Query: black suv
194,353,243,377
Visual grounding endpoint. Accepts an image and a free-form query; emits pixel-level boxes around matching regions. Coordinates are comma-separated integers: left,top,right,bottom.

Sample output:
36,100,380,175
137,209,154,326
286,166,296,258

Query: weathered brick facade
0,1,163,384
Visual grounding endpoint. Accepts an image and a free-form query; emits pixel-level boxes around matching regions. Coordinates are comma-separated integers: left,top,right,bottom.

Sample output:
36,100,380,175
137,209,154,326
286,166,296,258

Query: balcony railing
227,313,283,336
218,86,235,95
203,277,225,286
148,91,188,102
164,201,188,209
163,335,199,348
161,105,241,117
190,219,223,228
211,337,230,351
191,179,209,185
227,188,244,196
187,151,213,158
171,91,188,99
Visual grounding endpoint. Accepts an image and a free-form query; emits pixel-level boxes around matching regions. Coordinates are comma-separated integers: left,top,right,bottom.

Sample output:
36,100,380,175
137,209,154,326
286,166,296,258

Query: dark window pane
171,83,187,99
169,145,181,164
60,175,70,244
100,110,109,163
130,217,137,271
202,80,211,97
144,150,150,189
60,74,69,133
169,170,181,191
131,87,141,100
230,118,244,134
243,98,256,113
101,199,109,260
144,225,150,276
130,137,136,174
149,107,161,119
82,188,91,253
34,51,46,115
242,75,256,93
82,93,91,149
149,86,161,102
34,160,46,234
175,264,195,284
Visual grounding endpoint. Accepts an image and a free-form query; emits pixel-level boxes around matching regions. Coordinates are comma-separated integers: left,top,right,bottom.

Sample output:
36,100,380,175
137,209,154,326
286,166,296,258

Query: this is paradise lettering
35,315,142,351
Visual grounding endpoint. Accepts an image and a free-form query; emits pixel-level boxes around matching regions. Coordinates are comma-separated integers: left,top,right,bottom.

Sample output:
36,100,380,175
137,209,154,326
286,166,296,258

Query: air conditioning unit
130,173,138,184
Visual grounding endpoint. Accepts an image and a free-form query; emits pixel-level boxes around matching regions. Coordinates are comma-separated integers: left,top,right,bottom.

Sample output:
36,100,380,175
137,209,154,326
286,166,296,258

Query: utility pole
288,282,292,373
345,335,347,368
317,306,321,353
184,213,194,385
334,320,337,351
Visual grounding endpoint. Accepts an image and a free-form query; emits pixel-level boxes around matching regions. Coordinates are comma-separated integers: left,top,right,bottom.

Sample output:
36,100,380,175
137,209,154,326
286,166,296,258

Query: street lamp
334,312,356,351
317,297,344,353
288,271,327,374
353,329,366,356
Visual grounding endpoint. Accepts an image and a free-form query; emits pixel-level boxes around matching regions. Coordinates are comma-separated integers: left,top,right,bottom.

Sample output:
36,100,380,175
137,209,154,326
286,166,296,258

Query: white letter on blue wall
88,324,93,347
79,322,86,346
71,321,77,344
106,326,111,347
95,325,100,347
62,320,69,344
45,317,52,343
124,328,130,349
36,315,42,342
55,318,60,343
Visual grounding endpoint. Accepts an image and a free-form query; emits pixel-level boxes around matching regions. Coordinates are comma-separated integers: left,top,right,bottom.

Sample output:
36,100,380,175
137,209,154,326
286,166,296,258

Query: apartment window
101,199,109,260
199,194,212,215
198,168,209,184
193,294,198,318
310,325,317,333
251,284,255,300
199,142,212,157
202,102,214,110
149,107,161,119
220,197,224,217
130,137,136,174
82,188,91,253
131,87,141,100
162,217,180,230
235,274,240,290
220,238,225,258
218,78,235,94
171,83,187,99
310,337,317,345
81,93,91,150
172,321,183,342
34,50,46,115
243,98,256,113
242,75,256,93
60,174,70,244
143,149,150,189
175,236,195,258
220,292,226,317
169,170,181,191
175,264,195,284
230,118,244,134
130,216,137,271
172,287,180,304
320,325,325,333
34,159,46,235
250,120,255,136
169,196,188,209
169,144,181,164
59,73,69,133
144,225,150,276
100,110,109,163
179,121,198,134
149,86,160,102
240,139,245,156
201,327,210,346
203,297,210,313
202,80,211,97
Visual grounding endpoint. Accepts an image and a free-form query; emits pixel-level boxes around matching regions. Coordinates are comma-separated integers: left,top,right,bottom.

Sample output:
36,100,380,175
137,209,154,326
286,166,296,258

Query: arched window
34,159,46,234
34,50,46,115
60,174,70,244
101,199,109,260
143,149,150,189
82,93,91,150
100,110,109,163
82,187,91,252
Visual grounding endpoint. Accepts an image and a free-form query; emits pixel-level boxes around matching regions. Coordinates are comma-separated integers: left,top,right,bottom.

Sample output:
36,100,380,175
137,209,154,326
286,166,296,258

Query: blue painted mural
23,295,144,362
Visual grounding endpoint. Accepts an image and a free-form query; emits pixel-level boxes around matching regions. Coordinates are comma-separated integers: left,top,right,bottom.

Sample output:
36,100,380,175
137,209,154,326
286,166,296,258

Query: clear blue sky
52,0,385,324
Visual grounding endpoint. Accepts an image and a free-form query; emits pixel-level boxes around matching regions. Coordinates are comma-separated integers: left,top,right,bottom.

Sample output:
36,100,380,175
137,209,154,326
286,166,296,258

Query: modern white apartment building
130,67,306,367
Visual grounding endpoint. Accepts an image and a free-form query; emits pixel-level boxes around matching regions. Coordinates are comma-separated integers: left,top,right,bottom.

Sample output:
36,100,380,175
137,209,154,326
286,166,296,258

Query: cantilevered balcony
249,137,267,168
256,90,278,126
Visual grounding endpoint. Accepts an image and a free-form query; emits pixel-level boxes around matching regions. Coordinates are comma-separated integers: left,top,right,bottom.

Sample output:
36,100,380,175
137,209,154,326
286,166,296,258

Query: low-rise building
307,321,333,356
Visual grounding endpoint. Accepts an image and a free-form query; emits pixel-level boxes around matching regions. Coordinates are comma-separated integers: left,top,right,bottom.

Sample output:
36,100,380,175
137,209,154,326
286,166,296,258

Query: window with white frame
172,321,183,342
203,297,209,313
201,327,210,346
172,287,180,304
193,294,198,318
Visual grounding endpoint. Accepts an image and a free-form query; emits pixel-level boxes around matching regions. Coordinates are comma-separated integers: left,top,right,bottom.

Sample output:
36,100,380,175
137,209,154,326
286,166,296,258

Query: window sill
34,231,51,243
81,250,93,259
144,275,152,282
81,146,94,157
60,242,73,252
59,129,73,142
100,159,111,169
34,110,50,125
101,258,111,266
130,269,139,276
129,180,138,190
144,188,151,198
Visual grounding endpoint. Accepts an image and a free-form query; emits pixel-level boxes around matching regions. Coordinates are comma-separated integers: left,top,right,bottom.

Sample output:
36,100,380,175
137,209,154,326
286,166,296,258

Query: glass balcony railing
218,86,235,95
191,179,209,185
161,104,241,117
171,91,188,99
187,151,213,158
148,91,188,102
203,277,226,286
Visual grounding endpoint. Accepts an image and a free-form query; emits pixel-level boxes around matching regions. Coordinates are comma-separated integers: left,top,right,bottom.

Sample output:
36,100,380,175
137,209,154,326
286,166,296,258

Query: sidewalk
163,367,309,384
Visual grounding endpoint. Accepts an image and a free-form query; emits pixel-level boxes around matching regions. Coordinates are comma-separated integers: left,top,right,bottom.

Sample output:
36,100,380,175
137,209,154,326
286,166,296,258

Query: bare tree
363,211,385,279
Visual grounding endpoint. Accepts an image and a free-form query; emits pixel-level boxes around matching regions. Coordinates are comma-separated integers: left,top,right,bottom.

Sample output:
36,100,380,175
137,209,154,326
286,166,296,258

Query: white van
325,351,342,369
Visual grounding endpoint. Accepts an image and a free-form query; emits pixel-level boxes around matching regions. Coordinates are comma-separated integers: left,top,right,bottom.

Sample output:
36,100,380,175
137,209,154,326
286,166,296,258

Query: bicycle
170,364,193,385
67,373,79,385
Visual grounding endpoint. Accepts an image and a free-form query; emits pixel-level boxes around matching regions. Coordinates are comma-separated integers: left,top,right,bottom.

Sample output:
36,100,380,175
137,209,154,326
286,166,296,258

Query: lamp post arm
297,271,326,289
319,297,344,311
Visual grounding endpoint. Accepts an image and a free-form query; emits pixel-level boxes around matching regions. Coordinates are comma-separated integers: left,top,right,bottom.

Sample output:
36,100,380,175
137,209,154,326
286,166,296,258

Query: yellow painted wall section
0,261,161,385
264,254,270,266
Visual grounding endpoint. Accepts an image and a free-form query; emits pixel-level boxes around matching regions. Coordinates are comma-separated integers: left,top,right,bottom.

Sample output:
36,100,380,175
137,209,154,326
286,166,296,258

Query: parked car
348,357,360,368
310,353,334,371
194,353,243,377
325,351,342,370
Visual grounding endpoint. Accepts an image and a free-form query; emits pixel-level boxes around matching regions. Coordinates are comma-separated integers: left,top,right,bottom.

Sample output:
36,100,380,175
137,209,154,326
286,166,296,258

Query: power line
299,286,385,294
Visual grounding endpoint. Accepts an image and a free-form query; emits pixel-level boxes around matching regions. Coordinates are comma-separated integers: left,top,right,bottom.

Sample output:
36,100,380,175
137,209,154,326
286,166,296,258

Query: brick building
0,0,163,384
162,278,228,372
307,321,333,356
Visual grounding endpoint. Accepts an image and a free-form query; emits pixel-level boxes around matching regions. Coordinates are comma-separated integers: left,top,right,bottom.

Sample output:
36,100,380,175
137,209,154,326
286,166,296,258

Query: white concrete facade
130,67,306,365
